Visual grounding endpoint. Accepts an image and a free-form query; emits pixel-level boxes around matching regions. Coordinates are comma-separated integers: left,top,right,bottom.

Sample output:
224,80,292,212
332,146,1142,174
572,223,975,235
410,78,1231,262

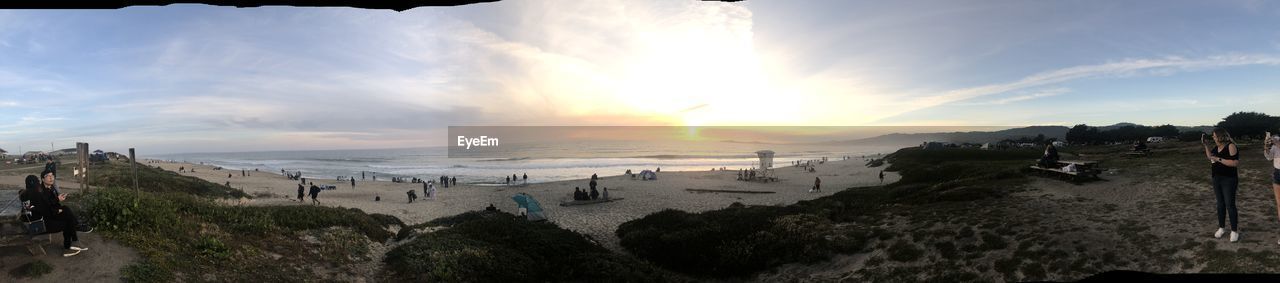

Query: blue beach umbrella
511,194,546,221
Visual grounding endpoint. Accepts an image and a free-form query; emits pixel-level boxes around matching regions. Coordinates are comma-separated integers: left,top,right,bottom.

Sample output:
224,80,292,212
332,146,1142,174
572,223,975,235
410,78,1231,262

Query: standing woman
1204,128,1241,242
1264,131,1280,244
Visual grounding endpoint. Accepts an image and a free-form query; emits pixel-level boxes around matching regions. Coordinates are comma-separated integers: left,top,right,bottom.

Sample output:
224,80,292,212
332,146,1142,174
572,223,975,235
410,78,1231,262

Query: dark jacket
23,188,59,221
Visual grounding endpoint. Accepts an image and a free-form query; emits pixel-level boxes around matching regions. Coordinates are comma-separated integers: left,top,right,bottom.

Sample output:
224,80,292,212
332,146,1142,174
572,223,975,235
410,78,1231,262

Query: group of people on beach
572,173,608,201
506,173,527,185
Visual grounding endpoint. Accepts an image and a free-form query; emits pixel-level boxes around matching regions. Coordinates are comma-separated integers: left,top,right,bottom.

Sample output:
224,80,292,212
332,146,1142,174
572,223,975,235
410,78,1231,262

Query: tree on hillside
1152,125,1179,137
1216,112,1279,140
1065,124,1090,144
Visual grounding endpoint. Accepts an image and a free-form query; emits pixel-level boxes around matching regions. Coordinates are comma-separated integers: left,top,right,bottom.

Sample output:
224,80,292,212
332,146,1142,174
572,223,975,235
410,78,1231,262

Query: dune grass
61,160,401,282
615,146,1039,279
386,210,688,282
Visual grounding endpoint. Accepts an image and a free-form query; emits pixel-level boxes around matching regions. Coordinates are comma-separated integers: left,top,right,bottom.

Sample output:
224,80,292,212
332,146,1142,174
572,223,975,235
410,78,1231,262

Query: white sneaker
70,246,89,251
1214,228,1226,238
63,249,81,257
1231,231,1240,242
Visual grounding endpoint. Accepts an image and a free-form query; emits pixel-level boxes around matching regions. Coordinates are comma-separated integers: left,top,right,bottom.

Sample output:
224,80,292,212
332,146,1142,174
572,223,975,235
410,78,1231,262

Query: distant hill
838,123,1213,147
831,126,1070,147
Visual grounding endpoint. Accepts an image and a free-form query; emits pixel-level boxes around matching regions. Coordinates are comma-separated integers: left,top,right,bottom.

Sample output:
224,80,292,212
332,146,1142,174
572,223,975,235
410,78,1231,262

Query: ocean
150,141,900,185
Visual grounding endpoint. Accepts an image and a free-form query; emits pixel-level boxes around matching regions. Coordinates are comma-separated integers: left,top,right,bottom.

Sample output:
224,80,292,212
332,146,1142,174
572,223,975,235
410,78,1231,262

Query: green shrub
9,260,52,279
981,232,1009,251
887,241,924,262
387,210,684,282
122,260,173,283
88,162,247,198
617,205,837,278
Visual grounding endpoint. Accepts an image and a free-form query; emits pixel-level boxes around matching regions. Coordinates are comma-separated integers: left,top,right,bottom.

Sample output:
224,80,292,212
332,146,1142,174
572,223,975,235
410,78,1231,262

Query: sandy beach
148,158,898,250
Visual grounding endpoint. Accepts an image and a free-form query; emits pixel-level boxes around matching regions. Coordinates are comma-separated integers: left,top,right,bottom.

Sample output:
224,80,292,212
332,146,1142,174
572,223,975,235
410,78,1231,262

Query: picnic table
1124,149,1151,157
1028,159,1103,182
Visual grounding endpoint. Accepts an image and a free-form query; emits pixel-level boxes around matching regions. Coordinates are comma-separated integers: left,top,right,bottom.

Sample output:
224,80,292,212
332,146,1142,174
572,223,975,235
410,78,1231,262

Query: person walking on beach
1264,131,1280,245
523,173,527,183
297,183,304,202
812,177,821,193
427,181,437,200
309,183,321,205
506,176,511,185
1204,129,1241,242
451,176,457,186
350,178,356,190
879,170,885,184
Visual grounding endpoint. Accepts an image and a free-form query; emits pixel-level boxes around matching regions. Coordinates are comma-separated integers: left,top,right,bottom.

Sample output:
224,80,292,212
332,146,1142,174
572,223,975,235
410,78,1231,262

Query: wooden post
77,142,89,190
130,148,138,193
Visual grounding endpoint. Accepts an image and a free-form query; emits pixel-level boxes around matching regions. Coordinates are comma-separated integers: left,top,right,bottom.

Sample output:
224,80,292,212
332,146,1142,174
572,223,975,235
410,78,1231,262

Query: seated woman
1038,144,1060,168
26,172,92,257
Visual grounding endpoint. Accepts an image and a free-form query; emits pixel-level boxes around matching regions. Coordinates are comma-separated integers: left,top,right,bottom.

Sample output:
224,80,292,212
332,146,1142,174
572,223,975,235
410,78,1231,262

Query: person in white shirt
1265,131,1280,245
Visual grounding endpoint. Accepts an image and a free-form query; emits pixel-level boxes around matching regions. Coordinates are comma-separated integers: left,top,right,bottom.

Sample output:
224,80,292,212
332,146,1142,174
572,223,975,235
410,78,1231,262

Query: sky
2,0,1280,154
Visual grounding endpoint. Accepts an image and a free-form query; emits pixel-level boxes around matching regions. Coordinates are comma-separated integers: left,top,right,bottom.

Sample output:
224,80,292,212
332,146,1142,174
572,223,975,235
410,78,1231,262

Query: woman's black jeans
1212,175,1239,231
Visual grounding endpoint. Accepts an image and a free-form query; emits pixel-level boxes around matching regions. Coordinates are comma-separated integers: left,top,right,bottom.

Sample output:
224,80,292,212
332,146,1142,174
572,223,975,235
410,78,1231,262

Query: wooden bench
1,190,55,256
1124,149,1151,157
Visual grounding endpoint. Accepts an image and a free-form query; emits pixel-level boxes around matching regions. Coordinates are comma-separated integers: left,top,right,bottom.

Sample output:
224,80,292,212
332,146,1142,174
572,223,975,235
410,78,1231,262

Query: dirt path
0,233,138,282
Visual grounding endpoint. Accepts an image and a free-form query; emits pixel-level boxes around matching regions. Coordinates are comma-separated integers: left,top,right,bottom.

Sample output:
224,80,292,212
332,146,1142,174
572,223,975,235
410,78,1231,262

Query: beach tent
511,194,546,221
638,170,657,180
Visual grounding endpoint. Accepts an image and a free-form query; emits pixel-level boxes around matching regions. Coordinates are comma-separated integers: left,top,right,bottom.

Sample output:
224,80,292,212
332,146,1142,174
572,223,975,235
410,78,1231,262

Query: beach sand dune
151,159,897,250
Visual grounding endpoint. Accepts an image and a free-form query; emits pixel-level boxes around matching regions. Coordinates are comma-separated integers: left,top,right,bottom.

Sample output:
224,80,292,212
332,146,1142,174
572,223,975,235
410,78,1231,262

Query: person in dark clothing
350,178,356,189
451,177,457,186
589,186,599,200
297,184,305,202
309,183,321,205
591,173,598,180
813,177,822,192
1204,129,1242,242
29,172,91,257
407,190,417,203
574,187,584,201
589,178,598,192
523,173,527,182
879,170,885,184
1037,144,1060,168
44,160,57,176
506,176,510,184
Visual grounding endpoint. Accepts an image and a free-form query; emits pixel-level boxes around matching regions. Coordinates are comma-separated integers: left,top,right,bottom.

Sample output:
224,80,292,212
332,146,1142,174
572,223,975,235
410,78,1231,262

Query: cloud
874,54,1280,122
990,88,1069,105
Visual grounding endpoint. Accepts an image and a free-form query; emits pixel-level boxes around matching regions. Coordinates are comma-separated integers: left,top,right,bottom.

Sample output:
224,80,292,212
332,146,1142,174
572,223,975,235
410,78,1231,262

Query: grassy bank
615,147,1045,280
65,161,401,282
387,210,687,282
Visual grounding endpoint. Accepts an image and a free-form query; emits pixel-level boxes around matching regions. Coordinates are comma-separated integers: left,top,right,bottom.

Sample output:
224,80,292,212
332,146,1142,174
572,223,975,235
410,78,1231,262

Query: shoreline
146,156,898,250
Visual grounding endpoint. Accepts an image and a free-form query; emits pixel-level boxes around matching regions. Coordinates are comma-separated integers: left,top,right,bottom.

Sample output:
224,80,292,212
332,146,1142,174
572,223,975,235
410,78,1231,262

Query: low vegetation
8,260,52,279
617,146,1037,279
387,210,686,282
62,160,400,282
